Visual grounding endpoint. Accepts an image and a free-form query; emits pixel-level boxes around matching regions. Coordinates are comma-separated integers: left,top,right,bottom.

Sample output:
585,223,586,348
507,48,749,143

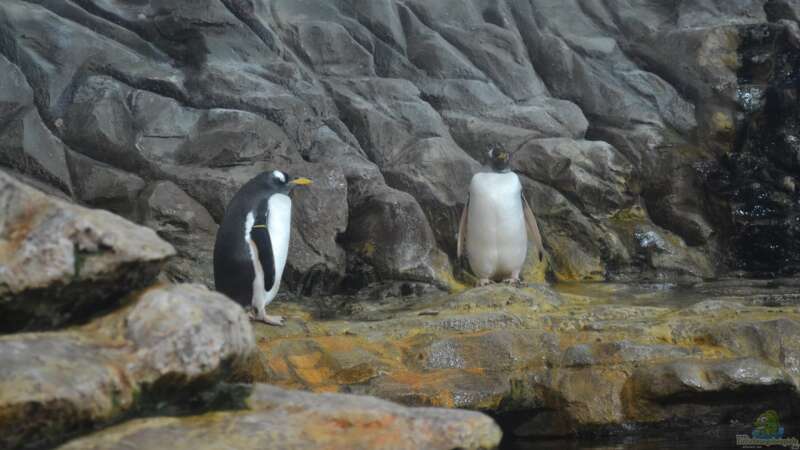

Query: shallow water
505,434,741,450
553,278,800,308
502,423,800,450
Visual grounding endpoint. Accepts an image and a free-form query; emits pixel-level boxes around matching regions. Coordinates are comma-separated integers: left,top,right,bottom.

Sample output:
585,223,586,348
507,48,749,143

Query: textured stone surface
0,283,255,450
0,170,174,332
251,281,800,437
137,181,217,285
0,0,790,288
58,384,502,450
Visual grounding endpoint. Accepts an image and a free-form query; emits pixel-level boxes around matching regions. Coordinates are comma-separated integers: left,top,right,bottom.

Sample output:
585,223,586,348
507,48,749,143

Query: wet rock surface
704,21,800,275
0,170,175,332
253,281,800,438
58,384,502,450
1,0,795,287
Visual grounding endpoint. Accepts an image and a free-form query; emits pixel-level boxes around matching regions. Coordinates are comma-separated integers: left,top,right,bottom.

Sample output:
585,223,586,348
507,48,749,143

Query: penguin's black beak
288,177,313,186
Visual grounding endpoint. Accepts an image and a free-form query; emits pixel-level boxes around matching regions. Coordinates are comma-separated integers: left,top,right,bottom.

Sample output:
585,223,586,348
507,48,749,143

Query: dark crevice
217,0,280,54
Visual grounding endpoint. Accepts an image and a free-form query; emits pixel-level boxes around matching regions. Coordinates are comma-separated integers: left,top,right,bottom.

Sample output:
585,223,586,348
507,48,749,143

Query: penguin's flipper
457,196,469,259
522,192,544,262
251,200,276,291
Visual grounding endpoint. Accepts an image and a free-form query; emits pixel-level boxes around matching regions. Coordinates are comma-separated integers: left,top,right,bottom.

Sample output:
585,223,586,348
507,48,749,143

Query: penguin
213,170,312,325
457,146,544,286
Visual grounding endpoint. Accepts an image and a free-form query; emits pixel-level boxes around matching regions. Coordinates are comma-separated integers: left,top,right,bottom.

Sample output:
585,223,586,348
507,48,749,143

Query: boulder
343,185,452,289
0,283,255,450
0,170,174,332
57,384,502,450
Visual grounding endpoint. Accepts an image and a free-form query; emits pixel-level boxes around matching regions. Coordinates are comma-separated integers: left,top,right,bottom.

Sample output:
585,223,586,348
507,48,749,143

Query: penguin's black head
257,170,313,194
488,146,511,172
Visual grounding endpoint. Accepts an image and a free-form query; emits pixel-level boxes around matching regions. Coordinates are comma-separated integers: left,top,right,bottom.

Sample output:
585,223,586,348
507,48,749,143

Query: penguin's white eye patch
272,170,286,183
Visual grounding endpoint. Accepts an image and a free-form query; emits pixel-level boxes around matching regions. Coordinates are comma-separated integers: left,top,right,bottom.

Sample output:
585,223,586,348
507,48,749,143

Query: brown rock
0,283,255,450
57,384,502,450
0,170,175,332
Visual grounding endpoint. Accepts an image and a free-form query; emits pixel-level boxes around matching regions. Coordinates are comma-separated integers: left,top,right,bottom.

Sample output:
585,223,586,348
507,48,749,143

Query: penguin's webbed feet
248,308,286,326
503,278,522,288
477,278,492,287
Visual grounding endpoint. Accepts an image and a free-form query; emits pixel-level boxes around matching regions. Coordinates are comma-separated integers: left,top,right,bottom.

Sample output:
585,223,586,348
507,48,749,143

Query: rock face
0,283,256,450
704,21,800,275
57,384,502,450
253,281,800,437
0,170,175,332
0,0,795,288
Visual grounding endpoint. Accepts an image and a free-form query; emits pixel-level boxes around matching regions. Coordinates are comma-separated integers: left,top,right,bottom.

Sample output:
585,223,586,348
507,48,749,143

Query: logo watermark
736,410,799,449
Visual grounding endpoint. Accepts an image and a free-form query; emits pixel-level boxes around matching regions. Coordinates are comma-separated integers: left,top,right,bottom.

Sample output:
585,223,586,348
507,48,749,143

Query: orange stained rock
287,351,323,369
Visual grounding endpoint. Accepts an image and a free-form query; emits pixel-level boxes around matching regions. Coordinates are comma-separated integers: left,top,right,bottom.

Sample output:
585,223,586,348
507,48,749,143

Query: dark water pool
502,425,784,450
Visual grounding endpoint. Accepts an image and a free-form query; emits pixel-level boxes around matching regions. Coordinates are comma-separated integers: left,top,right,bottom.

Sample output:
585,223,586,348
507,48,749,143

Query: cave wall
1,0,797,291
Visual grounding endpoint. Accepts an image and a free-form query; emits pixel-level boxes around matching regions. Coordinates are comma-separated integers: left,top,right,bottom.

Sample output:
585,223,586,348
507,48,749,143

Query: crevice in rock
217,0,280,55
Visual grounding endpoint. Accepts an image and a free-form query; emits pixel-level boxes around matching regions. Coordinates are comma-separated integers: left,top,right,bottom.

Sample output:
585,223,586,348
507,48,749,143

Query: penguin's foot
477,278,492,287
248,309,286,326
503,278,522,287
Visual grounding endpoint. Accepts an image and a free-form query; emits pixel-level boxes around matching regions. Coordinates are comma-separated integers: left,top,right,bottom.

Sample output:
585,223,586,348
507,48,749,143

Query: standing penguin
457,146,544,286
214,170,312,325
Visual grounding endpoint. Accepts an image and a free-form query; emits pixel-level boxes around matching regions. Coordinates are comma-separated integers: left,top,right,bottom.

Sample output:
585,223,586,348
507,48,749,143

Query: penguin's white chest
246,193,292,311
266,193,292,288
466,172,527,279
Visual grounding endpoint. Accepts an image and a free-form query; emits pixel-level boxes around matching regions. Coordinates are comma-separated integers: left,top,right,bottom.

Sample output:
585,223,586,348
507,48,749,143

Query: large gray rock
0,170,174,332
58,384,502,450
66,150,146,218
0,283,255,450
0,55,73,196
344,184,453,289
137,181,217,285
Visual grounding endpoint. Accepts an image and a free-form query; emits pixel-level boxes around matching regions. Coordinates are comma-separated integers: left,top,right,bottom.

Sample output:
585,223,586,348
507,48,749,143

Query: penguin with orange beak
213,170,312,325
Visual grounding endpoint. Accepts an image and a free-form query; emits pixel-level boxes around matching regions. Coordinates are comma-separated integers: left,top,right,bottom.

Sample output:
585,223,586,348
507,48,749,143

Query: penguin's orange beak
289,177,313,186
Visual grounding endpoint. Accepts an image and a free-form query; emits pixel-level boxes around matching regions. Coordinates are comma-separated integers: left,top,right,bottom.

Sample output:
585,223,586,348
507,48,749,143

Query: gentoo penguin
213,170,312,325
457,146,544,286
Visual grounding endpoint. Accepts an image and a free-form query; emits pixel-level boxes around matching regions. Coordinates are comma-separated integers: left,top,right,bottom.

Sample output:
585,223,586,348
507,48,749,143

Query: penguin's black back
213,175,277,307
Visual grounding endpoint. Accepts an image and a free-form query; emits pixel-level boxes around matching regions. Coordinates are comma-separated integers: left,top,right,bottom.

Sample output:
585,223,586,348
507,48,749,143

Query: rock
66,150,146,218
343,185,452,289
514,138,635,216
0,55,73,196
57,384,502,450
137,181,217,285
766,0,800,22
0,170,174,332
0,283,255,450
253,282,800,436
63,76,295,172
0,0,796,284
